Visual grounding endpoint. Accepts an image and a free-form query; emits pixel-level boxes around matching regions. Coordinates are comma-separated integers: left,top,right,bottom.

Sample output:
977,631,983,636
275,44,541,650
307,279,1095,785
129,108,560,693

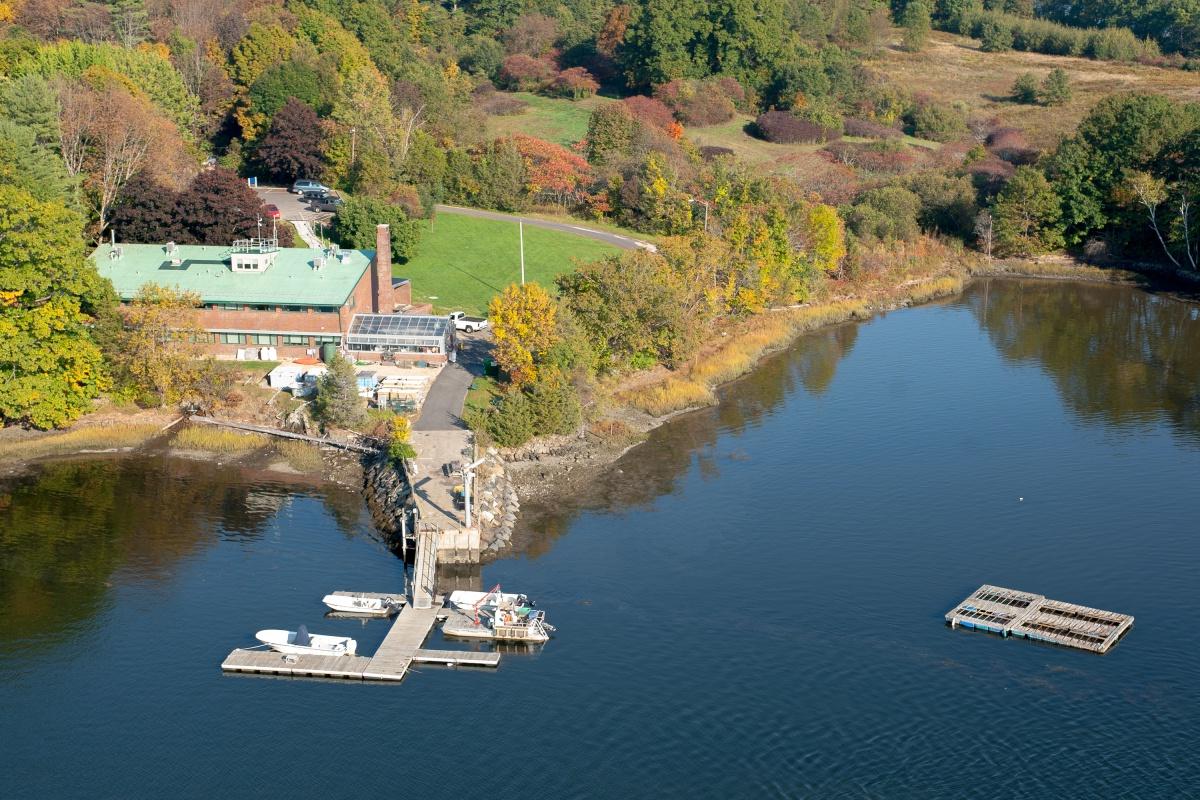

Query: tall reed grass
0,424,163,463
172,425,269,452
275,439,324,471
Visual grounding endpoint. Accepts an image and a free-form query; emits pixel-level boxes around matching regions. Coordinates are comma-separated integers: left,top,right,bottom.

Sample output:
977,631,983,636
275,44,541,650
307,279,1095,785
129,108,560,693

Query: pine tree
1011,73,1039,104
314,355,367,429
1039,68,1072,106
900,1,932,52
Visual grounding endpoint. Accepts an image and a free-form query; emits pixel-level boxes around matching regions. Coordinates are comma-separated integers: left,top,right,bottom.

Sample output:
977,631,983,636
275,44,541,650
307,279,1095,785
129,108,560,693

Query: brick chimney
371,223,394,313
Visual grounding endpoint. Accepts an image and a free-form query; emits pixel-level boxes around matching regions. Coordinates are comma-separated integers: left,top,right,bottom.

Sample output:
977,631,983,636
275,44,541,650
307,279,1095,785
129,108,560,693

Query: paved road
413,332,491,432
435,204,656,252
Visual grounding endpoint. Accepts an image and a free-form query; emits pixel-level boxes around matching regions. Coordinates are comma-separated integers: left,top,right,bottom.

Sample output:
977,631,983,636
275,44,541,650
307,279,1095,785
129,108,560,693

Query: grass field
484,92,615,146
399,213,621,315
868,30,1200,148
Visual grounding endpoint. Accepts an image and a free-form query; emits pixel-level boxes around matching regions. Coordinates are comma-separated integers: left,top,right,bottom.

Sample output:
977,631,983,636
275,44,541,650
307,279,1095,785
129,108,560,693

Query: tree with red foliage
548,67,599,100
503,14,559,57
622,95,675,131
499,54,557,91
508,135,593,206
255,98,326,184
110,168,295,246
596,5,632,57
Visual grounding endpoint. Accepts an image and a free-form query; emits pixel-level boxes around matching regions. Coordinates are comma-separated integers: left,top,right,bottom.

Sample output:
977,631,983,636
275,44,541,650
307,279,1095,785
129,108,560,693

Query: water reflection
965,279,1200,443
0,456,367,649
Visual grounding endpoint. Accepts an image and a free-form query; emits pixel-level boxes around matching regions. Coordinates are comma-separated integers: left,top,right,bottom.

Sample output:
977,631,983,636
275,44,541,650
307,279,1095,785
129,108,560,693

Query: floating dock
945,584,1134,653
221,598,500,681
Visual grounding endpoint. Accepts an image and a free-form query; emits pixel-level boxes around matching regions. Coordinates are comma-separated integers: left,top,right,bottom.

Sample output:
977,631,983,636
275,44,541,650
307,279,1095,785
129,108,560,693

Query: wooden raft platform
222,599,500,681
946,584,1134,653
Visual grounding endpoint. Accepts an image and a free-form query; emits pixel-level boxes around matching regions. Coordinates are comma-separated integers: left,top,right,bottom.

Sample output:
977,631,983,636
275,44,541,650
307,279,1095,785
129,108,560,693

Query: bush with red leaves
622,95,675,131
653,79,736,126
753,111,842,144
547,67,599,99
499,54,556,91
985,127,1039,165
842,117,902,139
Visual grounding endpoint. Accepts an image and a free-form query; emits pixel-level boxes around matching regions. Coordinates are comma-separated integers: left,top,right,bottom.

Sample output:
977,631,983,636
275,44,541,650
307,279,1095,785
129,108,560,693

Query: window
252,334,276,345
210,302,242,311
315,336,341,345
221,333,243,344
192,332,216,344
251,305,273,311
283,335,308,346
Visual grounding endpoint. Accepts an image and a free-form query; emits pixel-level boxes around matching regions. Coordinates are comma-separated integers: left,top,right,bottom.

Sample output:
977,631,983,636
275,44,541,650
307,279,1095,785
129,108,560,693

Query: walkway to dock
190,415,377,453
945,584,1134,653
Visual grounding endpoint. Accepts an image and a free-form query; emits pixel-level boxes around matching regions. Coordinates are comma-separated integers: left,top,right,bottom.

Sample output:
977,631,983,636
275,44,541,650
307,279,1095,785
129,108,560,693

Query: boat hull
321,594,400,617
255,629,357,656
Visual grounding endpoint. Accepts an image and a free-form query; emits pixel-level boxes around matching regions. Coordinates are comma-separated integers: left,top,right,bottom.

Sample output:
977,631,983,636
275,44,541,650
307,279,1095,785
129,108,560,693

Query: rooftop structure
92,241,373,308
346,313,451,356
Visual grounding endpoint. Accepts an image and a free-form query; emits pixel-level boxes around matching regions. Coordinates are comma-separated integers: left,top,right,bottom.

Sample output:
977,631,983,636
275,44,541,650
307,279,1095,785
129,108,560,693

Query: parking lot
255,185,336,247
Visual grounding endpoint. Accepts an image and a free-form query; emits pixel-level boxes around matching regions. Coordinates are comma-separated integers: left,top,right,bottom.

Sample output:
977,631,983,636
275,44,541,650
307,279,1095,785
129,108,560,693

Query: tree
974,209,995,257
0,120,77,205
1011,72,1039,104
110,0,148,49
0,185,111,429
846,186,923,241
585,103,637,167
498,54,556,91
901,0,932,51
508,135,593,206
176,168,293,246
255,98,326,184
1117,170,1199,271
547,68,600,100
488,282,559,388
502,13,559,57
993,166,1065,256
1039,68,1072,106
0,74,60,148
333,196,422,262
112,284,206,406
979,18,1014,51
313,354,367,429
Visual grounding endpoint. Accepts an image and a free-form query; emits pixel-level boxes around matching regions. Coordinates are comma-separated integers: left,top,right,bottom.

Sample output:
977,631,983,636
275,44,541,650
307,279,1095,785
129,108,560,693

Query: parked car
263,203,281,219
292,179,328,194
301,188,330,201
448,311,488,333
310,194,344,212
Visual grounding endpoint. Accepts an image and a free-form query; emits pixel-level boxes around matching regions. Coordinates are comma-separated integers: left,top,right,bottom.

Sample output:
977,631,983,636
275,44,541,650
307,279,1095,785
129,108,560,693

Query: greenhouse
346,314,452,357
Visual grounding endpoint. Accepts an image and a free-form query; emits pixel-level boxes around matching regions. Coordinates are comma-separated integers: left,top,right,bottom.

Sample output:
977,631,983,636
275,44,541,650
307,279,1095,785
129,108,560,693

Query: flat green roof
92,243,373,307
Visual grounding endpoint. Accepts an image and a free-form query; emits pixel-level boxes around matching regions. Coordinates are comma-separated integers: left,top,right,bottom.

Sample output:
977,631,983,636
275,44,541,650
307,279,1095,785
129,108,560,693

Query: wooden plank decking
222,597,501,681
946,584,1134,653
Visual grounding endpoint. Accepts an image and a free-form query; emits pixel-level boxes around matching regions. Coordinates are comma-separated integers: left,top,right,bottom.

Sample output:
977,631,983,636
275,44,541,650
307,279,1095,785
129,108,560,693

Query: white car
448,311,488,333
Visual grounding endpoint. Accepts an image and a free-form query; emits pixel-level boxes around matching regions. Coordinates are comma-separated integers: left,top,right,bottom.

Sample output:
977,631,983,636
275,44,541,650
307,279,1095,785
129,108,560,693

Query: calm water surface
2,279,1198,798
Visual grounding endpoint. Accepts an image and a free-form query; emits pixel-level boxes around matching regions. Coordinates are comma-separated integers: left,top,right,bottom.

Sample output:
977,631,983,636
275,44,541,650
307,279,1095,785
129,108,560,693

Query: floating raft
945,584,1134,654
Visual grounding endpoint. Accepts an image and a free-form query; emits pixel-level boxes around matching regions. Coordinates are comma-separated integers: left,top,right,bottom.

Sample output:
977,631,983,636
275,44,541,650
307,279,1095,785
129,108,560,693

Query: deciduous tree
993,166,1065,255
488,282,559,388
255,98,326,184
112,284,206,406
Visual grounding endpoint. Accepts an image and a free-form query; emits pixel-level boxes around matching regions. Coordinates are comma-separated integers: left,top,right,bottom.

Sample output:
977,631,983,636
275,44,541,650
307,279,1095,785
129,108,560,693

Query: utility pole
461,457,486,528
519,219,525,285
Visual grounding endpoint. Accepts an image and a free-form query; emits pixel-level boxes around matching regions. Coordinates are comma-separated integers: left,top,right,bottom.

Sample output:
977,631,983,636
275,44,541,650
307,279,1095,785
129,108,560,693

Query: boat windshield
294,625,311,646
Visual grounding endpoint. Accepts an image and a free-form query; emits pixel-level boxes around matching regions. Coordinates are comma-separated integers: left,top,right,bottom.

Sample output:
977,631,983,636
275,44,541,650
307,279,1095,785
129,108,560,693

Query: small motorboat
448,589,531,613
256,625,357,656
322,593,403,617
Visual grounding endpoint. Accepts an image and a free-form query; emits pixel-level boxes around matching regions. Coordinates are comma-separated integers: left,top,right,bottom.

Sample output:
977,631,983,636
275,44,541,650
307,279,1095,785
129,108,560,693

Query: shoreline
502,259,1195,505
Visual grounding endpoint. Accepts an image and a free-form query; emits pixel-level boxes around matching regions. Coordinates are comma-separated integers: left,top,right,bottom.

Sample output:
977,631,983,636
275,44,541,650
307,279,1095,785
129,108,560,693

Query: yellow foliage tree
488,282,559,388
794,202,846,276
116,284,207,406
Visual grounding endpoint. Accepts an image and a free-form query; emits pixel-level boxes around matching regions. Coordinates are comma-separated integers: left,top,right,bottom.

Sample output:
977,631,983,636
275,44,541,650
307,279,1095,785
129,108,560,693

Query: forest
0,0,1197,437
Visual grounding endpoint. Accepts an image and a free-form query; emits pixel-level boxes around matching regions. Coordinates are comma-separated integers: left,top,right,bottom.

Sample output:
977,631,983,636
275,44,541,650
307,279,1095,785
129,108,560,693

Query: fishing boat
448,589,531,612
444,585,553,644
321,592,403,617
256,625,357,656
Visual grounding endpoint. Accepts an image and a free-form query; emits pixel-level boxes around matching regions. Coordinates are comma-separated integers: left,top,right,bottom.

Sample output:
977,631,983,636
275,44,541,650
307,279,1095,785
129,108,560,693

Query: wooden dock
222,598,500,681
946,584,1134,653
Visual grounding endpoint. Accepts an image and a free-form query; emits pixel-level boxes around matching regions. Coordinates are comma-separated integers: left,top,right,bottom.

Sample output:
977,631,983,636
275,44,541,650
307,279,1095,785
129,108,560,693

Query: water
2,279,1198,799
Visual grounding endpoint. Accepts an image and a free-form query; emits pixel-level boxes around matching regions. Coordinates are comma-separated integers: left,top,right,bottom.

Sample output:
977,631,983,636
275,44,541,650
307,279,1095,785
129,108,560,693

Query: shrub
846,186,923,241
843,117,901,139
547,67,599,100
498,54,556,91
753,110,840,144
906,102,967,142
699,145,735,161
622,95,675,131
986,127,1037,164
487,390,536,447
1011,72,1039,104
653,79,736,126
1039,68,1071,106
979,19,1014,52
826,140,919,174
480,94,529,116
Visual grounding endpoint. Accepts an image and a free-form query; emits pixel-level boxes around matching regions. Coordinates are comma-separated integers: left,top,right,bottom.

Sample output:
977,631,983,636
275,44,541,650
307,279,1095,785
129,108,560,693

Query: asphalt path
434,204,656,252
413,332,491,432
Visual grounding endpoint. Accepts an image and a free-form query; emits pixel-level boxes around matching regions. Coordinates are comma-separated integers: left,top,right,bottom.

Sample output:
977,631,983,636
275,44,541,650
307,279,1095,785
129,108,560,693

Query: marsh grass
274,439,324,471
172,425,270,452
0,424,163,463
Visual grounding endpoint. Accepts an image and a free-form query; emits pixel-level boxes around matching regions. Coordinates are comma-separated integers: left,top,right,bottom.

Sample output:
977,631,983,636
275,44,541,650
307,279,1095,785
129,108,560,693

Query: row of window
205,303,345,313
213,333,342,346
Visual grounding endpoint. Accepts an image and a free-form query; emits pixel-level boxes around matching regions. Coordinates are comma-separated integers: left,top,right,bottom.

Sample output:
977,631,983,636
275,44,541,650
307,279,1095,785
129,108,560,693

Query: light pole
518,219,525,285
256,216,263,239
460,457,486,528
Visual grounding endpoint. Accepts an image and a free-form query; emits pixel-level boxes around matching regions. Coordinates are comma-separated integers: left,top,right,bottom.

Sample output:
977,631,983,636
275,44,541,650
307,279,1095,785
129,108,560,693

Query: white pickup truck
448,311,489,333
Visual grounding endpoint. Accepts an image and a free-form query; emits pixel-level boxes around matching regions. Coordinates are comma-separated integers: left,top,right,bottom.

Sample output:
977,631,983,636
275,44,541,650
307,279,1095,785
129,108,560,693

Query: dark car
310,194,344,212
301,188,330,201
263,203,281,219
291,179,327,194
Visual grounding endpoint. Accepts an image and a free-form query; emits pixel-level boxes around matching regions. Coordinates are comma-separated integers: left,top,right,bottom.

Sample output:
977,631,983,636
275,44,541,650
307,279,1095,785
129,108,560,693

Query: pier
221,532,500,681
945,584,1134,653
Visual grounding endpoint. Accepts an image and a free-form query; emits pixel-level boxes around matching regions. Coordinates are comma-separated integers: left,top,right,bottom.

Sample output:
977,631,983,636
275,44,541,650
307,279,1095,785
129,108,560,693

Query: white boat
255,626,357,656
322,593,402,616
448,589,531,613
444,585,553,644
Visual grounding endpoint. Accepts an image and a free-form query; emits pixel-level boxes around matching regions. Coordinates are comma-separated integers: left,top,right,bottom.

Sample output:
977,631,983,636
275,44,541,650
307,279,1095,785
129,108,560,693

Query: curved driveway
434,204,656,252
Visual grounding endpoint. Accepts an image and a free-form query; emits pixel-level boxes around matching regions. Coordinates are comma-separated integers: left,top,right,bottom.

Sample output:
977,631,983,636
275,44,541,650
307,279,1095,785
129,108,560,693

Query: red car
263,204,281,219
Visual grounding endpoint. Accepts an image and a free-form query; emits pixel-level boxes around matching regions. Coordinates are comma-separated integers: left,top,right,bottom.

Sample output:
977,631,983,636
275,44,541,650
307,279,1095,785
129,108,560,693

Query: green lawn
397,213,620,315
485,92,615,147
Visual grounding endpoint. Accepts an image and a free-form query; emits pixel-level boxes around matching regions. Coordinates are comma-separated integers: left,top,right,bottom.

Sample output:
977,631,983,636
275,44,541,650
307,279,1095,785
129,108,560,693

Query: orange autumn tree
506,134,593,207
